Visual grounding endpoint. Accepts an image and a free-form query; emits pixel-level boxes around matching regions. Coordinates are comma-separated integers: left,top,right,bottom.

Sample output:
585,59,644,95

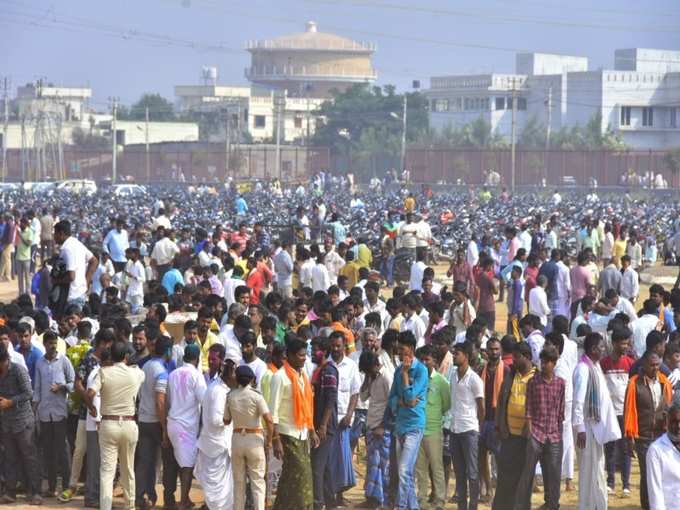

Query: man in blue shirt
387,331,428,510
161,259,184,296
102,218,129,273
16,323,42,383
234,195,248,216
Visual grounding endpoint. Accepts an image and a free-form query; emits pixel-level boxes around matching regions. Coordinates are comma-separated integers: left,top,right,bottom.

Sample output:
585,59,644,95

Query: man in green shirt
16,216,34,296
415,345,451,510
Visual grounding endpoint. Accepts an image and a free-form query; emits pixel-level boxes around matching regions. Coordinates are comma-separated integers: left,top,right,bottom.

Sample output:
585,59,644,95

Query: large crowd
1,176,680,510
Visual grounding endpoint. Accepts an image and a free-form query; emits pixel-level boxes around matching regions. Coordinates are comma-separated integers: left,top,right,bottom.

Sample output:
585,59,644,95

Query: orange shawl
267,363,279,373
282,360,314,430
481,360,504,409
623,373,672,438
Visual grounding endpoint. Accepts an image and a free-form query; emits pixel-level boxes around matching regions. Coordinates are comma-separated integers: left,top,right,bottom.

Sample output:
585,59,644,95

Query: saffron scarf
267,363,279,373
282,360,314,430
623,373,672,438
481,360,504,409
581,354,601,423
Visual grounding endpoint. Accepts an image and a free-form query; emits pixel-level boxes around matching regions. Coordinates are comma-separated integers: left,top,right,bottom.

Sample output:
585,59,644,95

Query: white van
55,179,98,195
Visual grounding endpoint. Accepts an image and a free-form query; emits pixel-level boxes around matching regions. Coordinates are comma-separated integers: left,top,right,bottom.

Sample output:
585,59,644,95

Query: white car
111,184,147,197
0,182,20,193
55,179,98,195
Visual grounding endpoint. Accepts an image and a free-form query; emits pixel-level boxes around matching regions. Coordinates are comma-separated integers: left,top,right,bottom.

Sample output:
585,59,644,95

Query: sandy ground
1,262,672,509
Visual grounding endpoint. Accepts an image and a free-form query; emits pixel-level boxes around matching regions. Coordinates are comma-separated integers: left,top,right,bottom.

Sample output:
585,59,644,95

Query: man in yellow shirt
196,307,219,373
404,192,416,213
493,341,536,509
339,252,360,289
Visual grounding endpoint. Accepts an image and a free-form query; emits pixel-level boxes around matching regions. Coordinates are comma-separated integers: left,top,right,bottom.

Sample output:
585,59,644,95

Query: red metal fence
3,145,331,183
404,148,679,187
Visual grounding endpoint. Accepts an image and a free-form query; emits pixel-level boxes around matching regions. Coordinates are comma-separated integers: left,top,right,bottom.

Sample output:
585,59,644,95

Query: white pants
68,419,87,488
576,426,607,510
194,449,233,510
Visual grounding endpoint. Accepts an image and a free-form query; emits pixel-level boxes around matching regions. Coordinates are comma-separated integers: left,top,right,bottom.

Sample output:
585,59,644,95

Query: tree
70,127,109,150
664,148,680,187
518,116,546,149
311,83,429,173
119,93,175,121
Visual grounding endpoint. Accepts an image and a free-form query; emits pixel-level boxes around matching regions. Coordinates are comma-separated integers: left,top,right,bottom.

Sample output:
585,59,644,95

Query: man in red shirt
246,256,269,305
230,222,250,255
600,327,635,496
475,257,498,333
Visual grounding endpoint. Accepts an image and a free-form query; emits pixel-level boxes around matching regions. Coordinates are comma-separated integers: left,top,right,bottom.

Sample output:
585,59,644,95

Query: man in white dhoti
573,332,621,510
547,317,579,491
646,402,680,510
167,343,207,510
194,350,234,510
555,255,571,319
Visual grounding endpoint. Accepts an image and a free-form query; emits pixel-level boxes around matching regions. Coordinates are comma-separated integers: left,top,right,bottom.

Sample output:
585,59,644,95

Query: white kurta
646,433,680,510
557,336,579,479
167,364,208,467
194,380,233,510
573,359,621,510
555,261,571,318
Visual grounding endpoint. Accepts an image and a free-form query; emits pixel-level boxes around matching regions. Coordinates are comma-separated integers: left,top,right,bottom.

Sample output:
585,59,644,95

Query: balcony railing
245,65,377,81
246,39,376,52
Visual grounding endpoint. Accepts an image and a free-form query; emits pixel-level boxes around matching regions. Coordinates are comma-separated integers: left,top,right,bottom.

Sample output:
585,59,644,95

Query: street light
390,96,408,176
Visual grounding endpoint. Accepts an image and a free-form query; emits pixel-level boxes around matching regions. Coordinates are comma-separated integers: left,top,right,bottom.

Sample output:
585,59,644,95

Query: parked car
55,179,97,195
111,184,147,197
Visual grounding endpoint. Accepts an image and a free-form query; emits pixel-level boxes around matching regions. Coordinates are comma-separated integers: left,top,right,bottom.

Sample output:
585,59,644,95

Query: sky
3,0,680,110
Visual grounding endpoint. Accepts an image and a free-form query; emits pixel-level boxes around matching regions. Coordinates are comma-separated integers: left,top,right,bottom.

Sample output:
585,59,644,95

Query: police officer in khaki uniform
224,365,274,510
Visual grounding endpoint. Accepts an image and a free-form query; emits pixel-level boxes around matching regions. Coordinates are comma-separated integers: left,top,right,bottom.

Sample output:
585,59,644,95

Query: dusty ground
1,262,672,509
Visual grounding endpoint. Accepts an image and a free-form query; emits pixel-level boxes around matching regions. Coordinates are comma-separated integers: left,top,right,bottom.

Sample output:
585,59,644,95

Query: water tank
305,21,317,33
201,66,218,85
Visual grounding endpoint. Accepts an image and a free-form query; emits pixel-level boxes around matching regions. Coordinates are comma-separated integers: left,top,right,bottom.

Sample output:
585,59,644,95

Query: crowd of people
0,180,680,510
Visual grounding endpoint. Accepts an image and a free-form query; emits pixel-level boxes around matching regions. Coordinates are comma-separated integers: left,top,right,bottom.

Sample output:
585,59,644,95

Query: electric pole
275,90,286,179
110,97,118,184
400,94,407,174
225,109,231,179
1,77,9,182
145,106,150,183
545,86,552,151
510,78,517,193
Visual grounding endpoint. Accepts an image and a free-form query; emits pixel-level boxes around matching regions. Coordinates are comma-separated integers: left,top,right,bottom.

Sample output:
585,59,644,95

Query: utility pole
510,78,517,193
545,86,552,151
400,93,407,174
110,97,118,184
1,77,9,182
145,106,150,183
275,90,286,179
224,108,231,179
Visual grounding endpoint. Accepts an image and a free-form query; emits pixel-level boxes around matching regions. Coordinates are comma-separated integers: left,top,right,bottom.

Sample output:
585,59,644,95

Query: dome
247,21,375,53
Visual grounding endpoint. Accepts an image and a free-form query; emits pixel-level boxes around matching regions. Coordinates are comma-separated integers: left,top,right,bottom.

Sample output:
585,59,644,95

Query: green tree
311,83,429,171
120,93,175,121
70,126,109,149
518,116,546,149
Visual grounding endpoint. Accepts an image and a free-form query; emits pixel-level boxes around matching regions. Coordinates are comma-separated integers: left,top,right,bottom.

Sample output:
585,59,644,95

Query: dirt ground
0,262,671,509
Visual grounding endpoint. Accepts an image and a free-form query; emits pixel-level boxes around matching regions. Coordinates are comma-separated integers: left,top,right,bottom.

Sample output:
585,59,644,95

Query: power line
321,0,680,33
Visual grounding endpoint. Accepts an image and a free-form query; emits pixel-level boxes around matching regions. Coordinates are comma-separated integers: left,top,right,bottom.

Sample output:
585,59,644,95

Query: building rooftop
246,21,375,53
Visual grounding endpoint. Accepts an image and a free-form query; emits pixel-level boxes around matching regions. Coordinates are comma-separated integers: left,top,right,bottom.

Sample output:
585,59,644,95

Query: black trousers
162,440,180,505
635,438,652,510
492,435,527,510
135,422,162,504
514,437,563,510
311,432,336,509
2,424,41,497
40,419,71,492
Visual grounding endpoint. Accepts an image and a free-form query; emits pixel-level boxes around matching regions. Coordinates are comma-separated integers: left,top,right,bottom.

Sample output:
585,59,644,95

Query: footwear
0,494,17,504
42,490,57,498
606,486,613,494
58,488,74,502
29,495,44,506
622,488,631,498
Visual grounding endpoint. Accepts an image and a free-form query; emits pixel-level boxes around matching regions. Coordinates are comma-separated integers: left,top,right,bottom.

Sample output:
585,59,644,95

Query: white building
14,83,92,121
426,49,680,149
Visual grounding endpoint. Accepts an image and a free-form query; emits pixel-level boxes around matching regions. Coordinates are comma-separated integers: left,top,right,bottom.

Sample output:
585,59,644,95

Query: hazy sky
4,0,680,109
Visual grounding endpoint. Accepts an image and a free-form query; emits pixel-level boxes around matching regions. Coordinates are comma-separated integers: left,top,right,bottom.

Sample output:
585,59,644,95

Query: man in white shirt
632,300,661,358
529,275,551,327
166,344,207,510
324,241,346,284
646,402,680,510
573,333,621,510
400,294,427,347
519,314,545,366
150,228,180,281
194,348,233,510
327,331,361,503
409,252,427,292
152,208,172,231
555,256,572,319
238,332,267,388
466,236,479,268
398,214,419,261
54,220,97,308
519,224,532,254
299,249,315,289
604,289,637,324
311,253,331,292
415,217,432,255
620,255,639,302
446,341,484,510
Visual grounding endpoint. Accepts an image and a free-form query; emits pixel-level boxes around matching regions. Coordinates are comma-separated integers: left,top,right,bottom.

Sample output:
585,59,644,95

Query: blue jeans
350,409,367,450
381,255,395,286
395,428,423,510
